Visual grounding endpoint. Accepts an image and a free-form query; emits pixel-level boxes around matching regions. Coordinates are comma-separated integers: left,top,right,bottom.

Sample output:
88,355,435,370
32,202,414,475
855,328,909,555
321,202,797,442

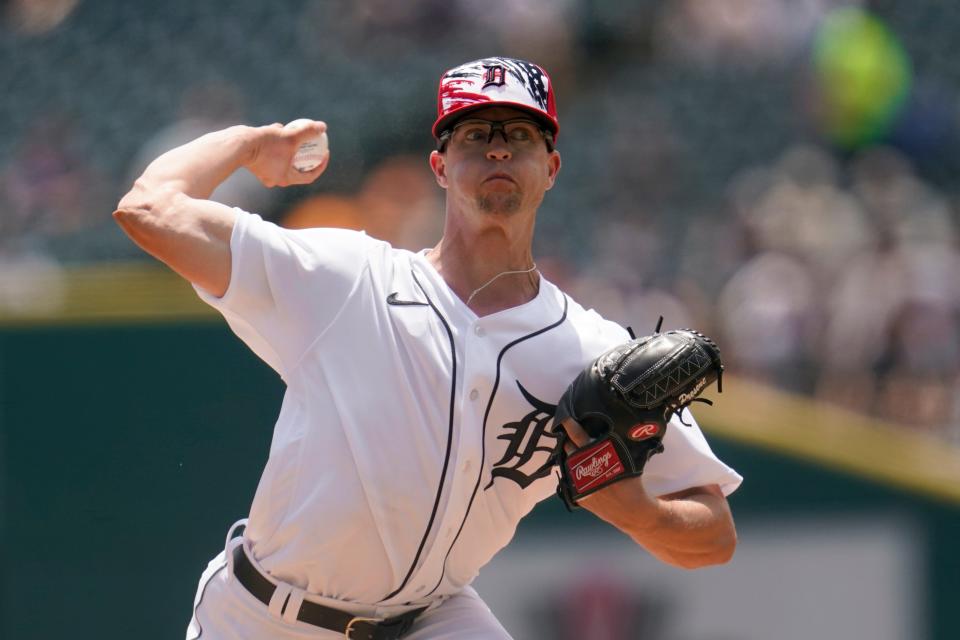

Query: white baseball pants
186,523,512,640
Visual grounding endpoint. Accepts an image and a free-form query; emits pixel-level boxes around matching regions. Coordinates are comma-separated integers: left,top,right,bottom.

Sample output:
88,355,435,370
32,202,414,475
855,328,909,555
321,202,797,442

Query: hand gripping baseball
245,121,329,188
550,329,724,510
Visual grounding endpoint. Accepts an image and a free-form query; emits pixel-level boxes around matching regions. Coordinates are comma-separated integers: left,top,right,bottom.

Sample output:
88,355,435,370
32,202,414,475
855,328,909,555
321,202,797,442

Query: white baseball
285,119,328,172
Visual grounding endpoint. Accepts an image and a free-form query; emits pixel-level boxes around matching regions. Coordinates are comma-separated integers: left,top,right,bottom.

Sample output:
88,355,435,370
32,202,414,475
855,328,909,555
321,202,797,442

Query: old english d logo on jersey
486,381,559,490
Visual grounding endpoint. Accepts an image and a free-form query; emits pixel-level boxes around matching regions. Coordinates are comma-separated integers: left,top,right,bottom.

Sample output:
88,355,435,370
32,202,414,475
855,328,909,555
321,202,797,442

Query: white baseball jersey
196,209,742,610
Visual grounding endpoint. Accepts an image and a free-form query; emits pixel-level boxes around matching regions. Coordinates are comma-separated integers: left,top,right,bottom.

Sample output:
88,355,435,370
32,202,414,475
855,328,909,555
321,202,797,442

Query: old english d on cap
432,57,559,139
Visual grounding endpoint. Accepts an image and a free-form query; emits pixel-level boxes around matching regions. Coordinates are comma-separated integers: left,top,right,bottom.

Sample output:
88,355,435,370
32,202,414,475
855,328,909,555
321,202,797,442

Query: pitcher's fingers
559,417,591,449
291,151,329,183
291,120,327,141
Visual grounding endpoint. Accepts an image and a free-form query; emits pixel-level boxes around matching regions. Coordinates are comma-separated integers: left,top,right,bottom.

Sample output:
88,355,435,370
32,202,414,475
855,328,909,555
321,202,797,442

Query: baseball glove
550,329,723,510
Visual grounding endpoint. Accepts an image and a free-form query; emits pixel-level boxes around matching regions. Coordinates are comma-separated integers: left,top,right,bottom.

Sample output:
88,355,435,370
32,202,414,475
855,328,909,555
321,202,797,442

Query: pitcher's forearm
113,125,254,297
135,125,256,200
113,120,326,297
623,492,736,567
581,483,737,569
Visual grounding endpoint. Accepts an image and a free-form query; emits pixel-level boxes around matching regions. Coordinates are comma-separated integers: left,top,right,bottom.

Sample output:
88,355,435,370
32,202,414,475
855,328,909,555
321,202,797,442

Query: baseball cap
432,57,559,140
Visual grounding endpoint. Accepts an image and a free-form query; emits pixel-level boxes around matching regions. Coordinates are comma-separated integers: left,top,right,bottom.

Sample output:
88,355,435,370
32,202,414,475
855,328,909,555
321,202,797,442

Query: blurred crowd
2,0,959,441
563,144,960,442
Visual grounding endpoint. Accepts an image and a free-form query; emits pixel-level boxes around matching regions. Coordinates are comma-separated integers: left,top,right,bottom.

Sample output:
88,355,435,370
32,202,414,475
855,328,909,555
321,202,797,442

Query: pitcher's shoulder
542,279,630,346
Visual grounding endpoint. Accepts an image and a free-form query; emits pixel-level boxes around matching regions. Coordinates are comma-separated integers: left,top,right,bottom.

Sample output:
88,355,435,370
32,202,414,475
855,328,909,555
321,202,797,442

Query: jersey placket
389,317,495,603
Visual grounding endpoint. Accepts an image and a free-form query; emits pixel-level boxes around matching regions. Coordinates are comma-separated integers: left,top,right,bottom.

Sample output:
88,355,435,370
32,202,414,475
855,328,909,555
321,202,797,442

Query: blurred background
1,0,958,638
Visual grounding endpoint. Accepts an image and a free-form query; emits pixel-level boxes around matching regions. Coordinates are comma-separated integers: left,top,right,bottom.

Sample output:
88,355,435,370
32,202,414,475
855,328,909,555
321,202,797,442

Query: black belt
231,544,426,640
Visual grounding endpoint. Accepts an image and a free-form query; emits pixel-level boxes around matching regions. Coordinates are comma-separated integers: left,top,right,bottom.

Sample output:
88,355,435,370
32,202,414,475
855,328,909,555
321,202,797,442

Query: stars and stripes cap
432,57,559,140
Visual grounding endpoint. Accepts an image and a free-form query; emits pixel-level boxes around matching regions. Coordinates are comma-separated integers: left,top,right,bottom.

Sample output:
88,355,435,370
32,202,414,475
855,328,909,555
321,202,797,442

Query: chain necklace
466,263,538,305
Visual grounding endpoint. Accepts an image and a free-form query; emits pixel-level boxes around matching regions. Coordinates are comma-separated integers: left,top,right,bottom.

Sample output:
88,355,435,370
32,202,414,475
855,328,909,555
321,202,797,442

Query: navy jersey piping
378,267,458,603
425,293,569,597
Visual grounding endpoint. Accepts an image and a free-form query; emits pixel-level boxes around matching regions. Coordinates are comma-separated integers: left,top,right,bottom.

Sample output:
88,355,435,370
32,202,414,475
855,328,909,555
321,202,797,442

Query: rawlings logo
574,451,614,480
628,423,660,440
569,441,624,493
677,377,708,406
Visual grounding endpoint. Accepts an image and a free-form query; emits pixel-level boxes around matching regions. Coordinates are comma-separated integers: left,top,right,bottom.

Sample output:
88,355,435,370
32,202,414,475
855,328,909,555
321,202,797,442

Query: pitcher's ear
430,151,448,188
546,151,561,190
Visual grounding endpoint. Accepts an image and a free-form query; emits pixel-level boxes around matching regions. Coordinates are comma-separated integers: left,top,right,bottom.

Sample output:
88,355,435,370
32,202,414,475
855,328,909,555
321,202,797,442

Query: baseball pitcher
114,57,741,640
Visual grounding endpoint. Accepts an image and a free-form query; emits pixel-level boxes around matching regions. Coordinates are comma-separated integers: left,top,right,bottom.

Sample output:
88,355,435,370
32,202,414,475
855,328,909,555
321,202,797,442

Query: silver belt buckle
345,616,381,638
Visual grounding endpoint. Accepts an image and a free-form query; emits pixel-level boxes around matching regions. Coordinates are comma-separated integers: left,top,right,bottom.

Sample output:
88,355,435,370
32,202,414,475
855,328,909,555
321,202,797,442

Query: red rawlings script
566,440,625,494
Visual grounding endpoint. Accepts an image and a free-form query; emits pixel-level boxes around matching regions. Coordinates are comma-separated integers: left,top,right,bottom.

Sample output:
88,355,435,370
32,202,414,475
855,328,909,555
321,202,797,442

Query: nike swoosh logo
387,292,429,306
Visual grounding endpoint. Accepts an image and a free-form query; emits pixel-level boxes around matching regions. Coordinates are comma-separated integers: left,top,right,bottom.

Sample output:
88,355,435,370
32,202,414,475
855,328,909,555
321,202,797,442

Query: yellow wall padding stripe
0,263,217,326
701,376,960,504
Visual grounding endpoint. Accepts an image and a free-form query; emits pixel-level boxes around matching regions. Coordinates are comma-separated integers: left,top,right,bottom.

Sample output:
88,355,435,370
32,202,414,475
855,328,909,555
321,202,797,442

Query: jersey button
469,389,479,401
462,460,472,472
474,325,485,337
